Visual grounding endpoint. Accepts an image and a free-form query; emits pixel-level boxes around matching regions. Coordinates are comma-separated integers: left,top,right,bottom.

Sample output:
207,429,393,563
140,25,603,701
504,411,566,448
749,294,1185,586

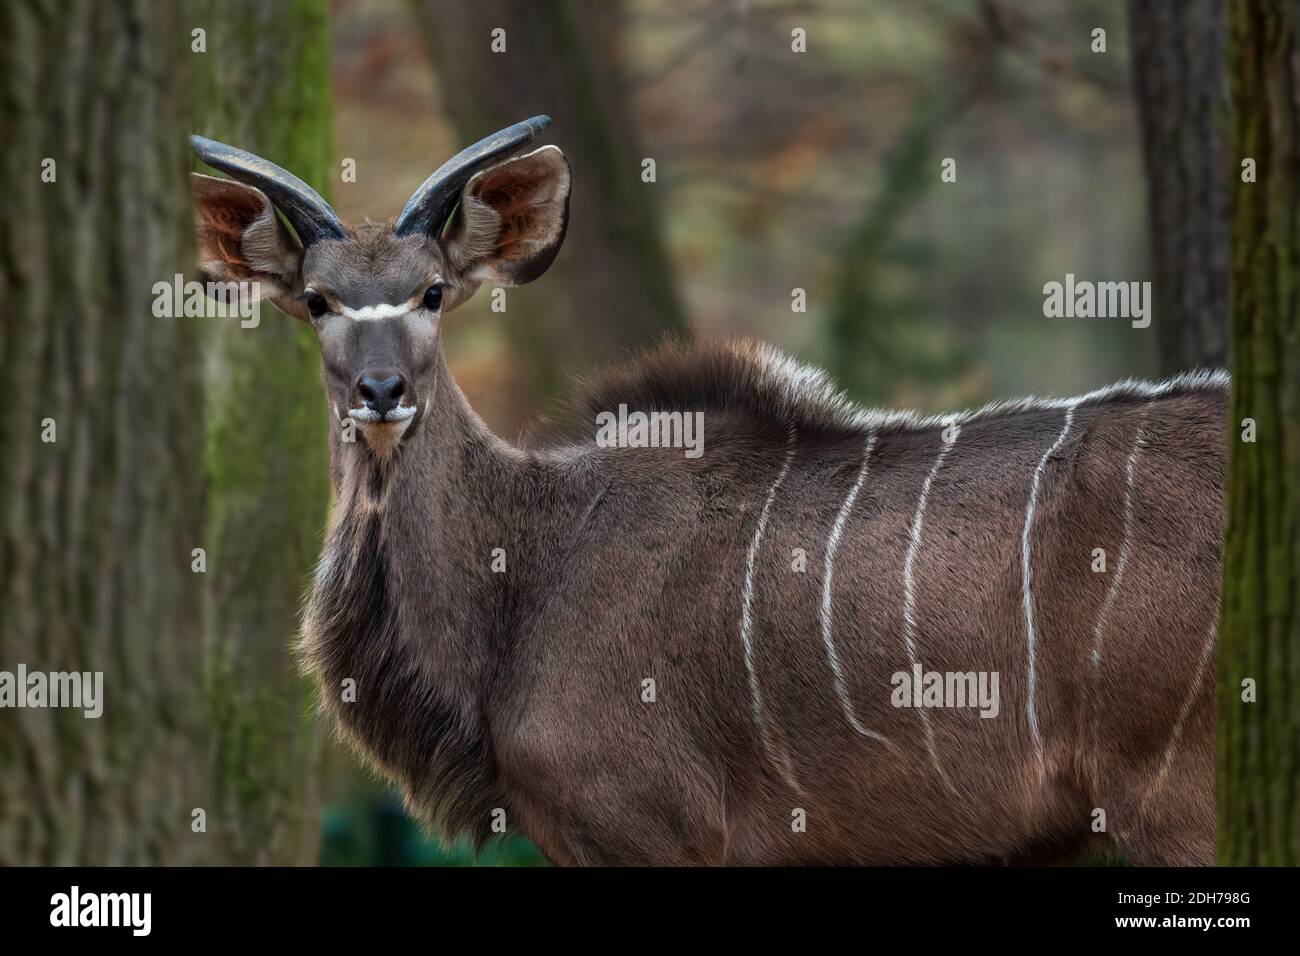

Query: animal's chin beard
358,417,413,459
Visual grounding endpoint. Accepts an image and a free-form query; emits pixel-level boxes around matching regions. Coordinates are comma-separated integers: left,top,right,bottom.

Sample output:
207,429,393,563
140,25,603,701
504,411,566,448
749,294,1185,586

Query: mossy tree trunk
1128,0,1230,375
1218,0,1300,866
0,0,332,865
411,0,686,398
191,0,333,865
0,0,207,864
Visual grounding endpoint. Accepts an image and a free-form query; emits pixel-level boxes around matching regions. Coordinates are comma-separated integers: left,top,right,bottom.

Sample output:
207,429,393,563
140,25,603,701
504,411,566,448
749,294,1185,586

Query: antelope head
189,116,570,456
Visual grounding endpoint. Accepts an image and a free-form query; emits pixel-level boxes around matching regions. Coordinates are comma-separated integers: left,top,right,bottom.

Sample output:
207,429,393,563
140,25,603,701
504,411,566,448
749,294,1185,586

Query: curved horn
190,134,347,246
393,115,552,238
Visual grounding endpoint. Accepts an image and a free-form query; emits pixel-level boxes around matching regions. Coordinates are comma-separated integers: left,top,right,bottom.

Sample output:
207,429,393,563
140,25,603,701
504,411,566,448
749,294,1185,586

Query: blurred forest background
349,0,1155,426
2,0,1295,866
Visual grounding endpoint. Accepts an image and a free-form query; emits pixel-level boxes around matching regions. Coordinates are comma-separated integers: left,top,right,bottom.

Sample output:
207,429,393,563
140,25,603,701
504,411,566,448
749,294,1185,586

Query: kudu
190,116,1225,866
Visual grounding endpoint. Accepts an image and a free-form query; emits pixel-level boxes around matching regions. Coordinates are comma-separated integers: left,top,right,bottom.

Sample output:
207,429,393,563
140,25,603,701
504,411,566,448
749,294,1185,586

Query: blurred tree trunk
410,0,686,398
0,0,208,864
0,0,332,865
1128,0,1230,374
191,0,332,865
1218,0,1300,866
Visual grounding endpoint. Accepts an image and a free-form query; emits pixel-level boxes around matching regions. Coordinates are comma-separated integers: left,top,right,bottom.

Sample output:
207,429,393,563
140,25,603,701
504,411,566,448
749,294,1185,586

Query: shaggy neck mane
529,338,1230,451
301,360,509,847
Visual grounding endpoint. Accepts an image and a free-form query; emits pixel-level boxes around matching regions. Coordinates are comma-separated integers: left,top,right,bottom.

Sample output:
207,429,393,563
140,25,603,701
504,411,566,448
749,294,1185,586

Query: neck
301,350,524,844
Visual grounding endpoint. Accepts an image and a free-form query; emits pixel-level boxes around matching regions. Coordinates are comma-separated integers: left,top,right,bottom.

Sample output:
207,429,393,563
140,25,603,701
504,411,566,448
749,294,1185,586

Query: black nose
356,371,406,417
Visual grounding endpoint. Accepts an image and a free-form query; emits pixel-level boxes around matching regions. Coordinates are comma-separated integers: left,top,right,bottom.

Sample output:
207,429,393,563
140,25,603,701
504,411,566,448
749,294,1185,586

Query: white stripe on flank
1021,404,1077,782
1141,621,1217,808
739,429,803,794
338,302,415,321
1091,417,1147,667
902,426,960,791
820,434,892,746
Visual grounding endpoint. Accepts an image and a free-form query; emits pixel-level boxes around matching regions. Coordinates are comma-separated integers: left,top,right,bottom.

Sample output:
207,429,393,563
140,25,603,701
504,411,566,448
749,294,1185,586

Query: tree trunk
191,0,333,865
1128,0,1231,374
0,0,207,864
1218,0,1300,866
0,0,332,865
410,0,686,398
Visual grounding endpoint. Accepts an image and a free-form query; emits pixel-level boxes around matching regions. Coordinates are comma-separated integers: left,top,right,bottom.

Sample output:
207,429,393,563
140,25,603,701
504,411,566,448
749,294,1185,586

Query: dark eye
306,290,328,318
423,285,444,312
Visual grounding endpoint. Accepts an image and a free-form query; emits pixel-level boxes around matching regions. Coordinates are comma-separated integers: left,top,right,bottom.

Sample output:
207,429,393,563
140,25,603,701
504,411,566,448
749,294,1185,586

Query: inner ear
445,145,571,288
191,173,309,319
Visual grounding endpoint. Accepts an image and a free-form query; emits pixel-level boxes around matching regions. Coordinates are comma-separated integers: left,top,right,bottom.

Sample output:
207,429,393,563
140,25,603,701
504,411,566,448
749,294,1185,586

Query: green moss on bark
191,0,333,865
1218,0,1300,866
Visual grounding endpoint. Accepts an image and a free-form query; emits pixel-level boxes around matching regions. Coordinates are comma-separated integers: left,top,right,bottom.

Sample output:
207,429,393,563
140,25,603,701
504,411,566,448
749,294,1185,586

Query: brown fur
297,339,1224,864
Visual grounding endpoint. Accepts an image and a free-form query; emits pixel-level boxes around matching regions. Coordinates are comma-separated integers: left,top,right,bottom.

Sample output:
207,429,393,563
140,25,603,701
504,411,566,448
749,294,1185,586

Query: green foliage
822,94,973,406
320,785,549,867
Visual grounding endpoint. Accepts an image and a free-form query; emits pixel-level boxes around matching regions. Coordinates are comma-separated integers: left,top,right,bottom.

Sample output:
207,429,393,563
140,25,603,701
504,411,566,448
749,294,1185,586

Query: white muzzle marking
347,404,417,424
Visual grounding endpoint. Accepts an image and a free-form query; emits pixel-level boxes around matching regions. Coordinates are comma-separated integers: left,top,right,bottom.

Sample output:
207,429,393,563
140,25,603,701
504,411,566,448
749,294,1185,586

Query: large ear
443,145,571,292
191,173,309,320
